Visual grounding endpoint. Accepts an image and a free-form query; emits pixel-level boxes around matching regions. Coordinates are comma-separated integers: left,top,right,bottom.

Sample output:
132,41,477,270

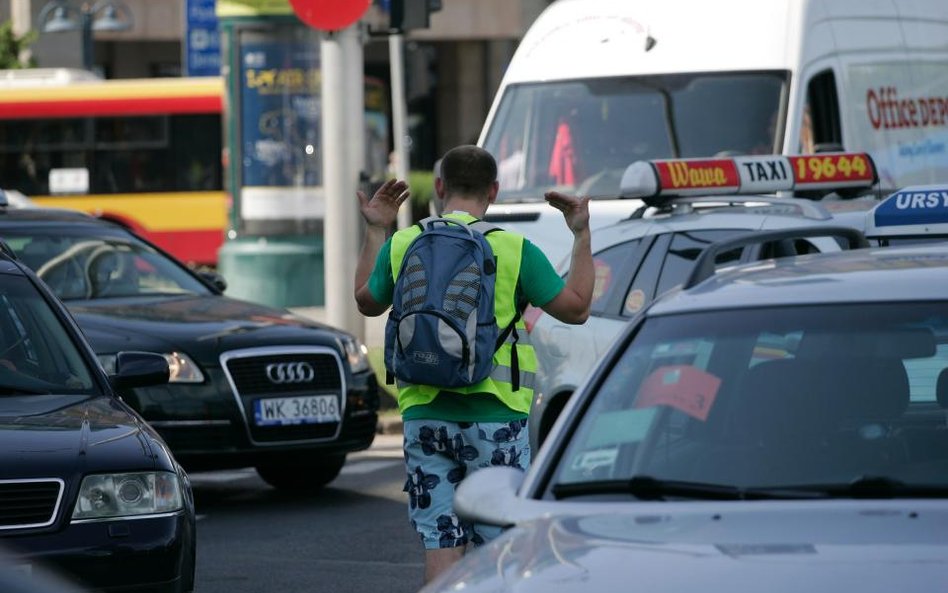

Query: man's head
435,145,499,213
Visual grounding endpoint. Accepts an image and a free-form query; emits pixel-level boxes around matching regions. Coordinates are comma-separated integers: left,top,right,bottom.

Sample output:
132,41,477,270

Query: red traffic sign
288,0,371,31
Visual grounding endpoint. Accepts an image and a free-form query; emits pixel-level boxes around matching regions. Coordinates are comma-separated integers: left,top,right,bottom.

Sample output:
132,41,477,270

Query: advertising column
216,0,325,307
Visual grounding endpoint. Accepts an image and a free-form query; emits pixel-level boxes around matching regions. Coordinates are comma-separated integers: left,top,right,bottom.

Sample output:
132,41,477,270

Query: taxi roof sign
620,152,878,205
866,185,948,238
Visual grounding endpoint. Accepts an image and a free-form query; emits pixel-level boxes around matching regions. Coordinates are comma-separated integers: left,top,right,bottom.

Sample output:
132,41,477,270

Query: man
354,145,593,584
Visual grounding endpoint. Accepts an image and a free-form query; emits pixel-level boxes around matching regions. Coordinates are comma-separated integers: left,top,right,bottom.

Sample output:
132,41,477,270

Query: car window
621,234,669,316
653,230,746,297
549,303,948,495
0,274,95,393
5,233,211,300
589,239,644,316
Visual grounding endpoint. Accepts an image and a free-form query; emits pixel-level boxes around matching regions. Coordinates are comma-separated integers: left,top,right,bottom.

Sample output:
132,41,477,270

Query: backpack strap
469,220,501,235
494,295,528,391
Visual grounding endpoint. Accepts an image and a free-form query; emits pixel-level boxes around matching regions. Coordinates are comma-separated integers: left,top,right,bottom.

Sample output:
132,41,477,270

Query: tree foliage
0,20,38,69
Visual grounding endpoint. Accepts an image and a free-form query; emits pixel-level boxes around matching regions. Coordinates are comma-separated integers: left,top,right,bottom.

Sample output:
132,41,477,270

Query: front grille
221,348,347,445
0,479,63,530
225,353,341,396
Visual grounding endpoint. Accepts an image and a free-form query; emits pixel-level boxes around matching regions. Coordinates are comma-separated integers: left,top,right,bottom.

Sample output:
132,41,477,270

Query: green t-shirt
369,226,565,422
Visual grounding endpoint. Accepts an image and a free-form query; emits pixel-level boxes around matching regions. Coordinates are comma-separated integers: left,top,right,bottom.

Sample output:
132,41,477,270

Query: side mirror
198,271,227,292
454,466,527,527
110,351,169,390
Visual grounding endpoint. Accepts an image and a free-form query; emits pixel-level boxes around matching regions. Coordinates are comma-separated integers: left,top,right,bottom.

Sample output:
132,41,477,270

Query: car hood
0,394,155,478
427,502,948,593
65,295,345,362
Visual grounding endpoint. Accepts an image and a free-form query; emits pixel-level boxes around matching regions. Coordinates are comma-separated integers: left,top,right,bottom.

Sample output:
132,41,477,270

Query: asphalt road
188,434,425,593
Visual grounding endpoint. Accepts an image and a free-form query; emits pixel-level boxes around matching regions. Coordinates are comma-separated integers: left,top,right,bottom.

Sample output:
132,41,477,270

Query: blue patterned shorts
402,419,531,550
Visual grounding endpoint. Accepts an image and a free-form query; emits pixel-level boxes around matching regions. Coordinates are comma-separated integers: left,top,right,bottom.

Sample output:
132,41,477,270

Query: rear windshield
482,71,788,203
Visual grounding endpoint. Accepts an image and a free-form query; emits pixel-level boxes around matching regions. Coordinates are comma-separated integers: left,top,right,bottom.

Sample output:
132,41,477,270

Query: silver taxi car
529,152,881,446
424,235,948,593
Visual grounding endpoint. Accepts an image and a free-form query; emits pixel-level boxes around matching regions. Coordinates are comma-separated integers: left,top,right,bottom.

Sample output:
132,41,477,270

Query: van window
484,71,788,204
804,70,842,152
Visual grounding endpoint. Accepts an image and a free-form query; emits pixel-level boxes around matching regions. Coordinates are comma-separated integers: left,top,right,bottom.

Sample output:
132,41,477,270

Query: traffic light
389,0,442,32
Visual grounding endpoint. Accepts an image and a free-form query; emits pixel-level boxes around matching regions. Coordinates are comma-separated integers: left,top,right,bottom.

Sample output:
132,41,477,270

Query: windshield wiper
553,475,948,502
552,475,820,501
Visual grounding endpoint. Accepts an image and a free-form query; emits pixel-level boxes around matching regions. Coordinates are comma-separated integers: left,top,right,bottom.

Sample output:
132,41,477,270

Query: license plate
253,395,340,426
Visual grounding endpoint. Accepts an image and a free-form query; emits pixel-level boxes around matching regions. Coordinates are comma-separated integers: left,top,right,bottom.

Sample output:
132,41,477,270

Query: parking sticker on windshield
634,365,721,421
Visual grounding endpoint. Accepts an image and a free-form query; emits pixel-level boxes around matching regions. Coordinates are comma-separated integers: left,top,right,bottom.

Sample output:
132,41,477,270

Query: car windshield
2,231,211,301
482,71,787,203
0,273,95,395
551,303,948,497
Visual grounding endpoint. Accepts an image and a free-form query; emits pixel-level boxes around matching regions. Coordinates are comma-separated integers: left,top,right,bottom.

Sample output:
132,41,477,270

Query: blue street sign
184,0,221,77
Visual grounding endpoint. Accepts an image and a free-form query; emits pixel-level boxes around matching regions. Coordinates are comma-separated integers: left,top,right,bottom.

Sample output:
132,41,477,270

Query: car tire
255,455,346,491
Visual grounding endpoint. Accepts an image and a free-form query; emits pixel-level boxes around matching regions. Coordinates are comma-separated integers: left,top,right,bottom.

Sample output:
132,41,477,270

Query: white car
424,233,948,593
528,153,881,447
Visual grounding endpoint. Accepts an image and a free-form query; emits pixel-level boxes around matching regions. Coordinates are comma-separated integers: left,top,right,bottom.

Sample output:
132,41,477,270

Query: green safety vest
389,212,537,414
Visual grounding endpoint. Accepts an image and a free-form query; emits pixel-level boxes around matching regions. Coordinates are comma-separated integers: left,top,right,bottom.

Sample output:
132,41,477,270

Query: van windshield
483,71,788,203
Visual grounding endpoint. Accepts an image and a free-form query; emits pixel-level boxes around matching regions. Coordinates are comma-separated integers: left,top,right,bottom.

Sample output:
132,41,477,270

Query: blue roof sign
867,185,948,238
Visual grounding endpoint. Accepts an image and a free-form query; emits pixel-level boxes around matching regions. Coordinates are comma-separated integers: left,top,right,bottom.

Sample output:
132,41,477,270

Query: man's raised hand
358,178,411,229
545,191,590,234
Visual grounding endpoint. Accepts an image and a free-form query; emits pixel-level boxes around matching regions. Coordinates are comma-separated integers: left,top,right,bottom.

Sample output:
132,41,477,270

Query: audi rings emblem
265,362,316,384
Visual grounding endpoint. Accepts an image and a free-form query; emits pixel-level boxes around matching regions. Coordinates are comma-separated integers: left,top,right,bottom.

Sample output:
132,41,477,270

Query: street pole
11,0,32,64
322,26,364,339
344,25,366,343
80,9,94,71
389,33,412,229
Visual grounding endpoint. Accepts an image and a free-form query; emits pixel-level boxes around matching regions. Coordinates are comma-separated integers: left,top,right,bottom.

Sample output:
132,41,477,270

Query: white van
479,0,948,263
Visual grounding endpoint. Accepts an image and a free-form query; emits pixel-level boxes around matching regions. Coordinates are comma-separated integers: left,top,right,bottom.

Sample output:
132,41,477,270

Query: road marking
340,460,400,475
189,469,256,483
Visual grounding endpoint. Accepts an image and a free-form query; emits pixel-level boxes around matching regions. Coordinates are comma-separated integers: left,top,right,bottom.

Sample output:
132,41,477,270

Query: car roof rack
620,152,879,207
627,194,833,221
682,225,870,290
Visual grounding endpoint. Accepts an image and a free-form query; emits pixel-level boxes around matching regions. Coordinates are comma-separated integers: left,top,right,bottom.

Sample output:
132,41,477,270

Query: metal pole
389,33,411,229
343,25,366,343
11,0,32,64
321,27,362,337
81,9,94,71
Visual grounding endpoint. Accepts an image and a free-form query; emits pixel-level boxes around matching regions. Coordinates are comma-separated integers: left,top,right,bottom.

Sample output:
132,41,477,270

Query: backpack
385,216,518,389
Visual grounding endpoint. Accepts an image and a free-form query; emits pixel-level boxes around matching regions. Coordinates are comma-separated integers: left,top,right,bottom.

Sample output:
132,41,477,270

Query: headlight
163,351,204,383
98,351,204,383
72,471,183,520
341,336,370,373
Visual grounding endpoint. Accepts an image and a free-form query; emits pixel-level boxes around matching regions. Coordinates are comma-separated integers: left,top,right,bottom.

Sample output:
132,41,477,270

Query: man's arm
539,191,593,324
354,179,410,317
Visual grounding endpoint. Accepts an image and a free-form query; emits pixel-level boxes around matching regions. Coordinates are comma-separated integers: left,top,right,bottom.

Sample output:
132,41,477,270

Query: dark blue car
0,246,195,592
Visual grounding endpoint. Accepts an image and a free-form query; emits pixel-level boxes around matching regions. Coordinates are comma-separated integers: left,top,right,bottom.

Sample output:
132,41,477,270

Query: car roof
650,242,948,315
589,196,875,252
0,206,98,224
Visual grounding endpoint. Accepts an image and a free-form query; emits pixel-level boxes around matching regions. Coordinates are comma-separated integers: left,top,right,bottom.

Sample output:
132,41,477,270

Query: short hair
439,145,497,197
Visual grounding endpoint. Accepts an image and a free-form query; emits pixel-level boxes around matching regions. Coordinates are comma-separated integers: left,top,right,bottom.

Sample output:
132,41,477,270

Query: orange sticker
634,365,722,421
624,289,646,314
592,259,612,301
